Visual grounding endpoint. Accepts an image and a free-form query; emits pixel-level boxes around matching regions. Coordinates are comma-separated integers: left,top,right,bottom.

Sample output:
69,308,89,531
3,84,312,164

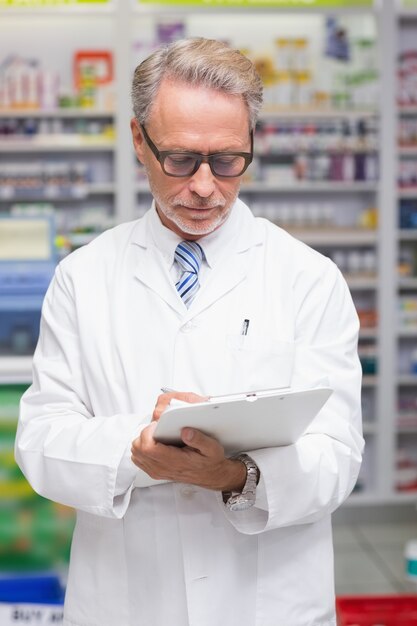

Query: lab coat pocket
226,335,294,392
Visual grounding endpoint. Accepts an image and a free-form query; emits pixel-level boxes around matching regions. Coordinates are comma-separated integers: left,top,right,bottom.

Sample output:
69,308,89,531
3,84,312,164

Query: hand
131,391,247,492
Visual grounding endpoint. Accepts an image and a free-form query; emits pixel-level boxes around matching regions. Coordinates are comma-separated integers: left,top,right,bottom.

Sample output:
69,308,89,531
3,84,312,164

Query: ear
130,118,145,164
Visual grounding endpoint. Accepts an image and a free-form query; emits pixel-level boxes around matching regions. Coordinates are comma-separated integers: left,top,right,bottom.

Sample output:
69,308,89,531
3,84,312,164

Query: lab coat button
180,487,195,498
180,322,196,333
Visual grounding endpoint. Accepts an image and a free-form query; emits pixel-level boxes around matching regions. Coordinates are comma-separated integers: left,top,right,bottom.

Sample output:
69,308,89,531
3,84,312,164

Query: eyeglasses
140,124,253,178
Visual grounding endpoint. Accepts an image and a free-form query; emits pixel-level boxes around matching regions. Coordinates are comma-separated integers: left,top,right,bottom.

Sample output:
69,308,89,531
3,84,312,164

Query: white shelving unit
0,0,415,509
395,0,417,506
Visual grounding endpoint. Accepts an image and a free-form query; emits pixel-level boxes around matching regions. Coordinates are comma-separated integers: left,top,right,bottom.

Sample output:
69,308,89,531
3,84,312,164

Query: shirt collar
148,199,244,270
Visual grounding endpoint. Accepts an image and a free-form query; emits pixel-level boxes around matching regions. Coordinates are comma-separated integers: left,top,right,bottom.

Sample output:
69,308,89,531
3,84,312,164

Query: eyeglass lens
163,154,248,177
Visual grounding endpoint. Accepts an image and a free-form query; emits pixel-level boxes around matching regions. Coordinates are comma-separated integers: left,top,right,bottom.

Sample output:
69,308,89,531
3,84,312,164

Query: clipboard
153,386,333,455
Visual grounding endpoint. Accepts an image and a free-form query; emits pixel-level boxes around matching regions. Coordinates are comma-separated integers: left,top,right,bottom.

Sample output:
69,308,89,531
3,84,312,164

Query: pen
161,387,175,393
241,319,250,336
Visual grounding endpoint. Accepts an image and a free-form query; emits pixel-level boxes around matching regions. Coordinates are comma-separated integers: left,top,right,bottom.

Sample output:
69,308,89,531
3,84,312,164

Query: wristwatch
223,453,259,511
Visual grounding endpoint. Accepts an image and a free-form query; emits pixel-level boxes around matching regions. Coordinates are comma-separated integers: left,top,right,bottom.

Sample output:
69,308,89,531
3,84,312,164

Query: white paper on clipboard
133,386,332,489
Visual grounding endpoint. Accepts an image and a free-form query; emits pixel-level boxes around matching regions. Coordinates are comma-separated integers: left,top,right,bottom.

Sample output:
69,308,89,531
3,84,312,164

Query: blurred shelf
398,327,417,337
0,7,115,16
398,105,417,115
0,183,116,202
0,137,115,152
345,491,417,506
345,276,378,290
398,146,417,156
397,375,417,386
363,421,378,435
67,232,101,247
398,9,417,21
241,182,378,193
398,188,417,198
259,108,378,121
399,277,417,289
0,357,32,384
399,229,417,240
362,376,378,387
359,327,378,339
0,108,114,119
287,228,377,246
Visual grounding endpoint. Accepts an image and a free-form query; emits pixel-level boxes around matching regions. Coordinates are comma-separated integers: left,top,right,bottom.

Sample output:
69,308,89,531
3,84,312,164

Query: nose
188,162,216,198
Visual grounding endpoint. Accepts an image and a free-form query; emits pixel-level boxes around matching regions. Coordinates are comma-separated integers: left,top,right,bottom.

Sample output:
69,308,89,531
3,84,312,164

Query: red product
73,51,113,91
336,595,417,626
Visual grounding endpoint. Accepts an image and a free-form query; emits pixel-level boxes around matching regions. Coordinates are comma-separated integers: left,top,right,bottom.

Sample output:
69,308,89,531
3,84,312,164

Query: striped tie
175,240,204,307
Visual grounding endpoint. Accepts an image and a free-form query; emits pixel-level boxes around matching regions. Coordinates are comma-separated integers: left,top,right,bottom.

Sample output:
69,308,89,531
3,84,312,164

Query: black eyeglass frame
140,124,253,178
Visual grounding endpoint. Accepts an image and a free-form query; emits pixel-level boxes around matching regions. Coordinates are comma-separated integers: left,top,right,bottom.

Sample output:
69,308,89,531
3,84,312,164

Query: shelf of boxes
0,108,115,118
0,3,414,509
0,139,116,152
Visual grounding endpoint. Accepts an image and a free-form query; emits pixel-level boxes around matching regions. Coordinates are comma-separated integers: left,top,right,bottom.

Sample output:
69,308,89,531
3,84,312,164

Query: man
15,38,363,626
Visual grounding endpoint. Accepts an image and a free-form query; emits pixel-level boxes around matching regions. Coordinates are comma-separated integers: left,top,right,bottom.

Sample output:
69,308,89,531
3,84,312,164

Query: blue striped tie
175,241,204,307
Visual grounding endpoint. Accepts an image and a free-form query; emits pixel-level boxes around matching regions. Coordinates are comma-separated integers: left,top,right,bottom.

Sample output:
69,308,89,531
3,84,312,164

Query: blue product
0,575,64,604
0,216,56,355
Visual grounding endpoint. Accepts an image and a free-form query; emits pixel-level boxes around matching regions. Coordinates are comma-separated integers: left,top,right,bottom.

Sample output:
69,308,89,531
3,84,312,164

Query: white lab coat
15,200,363,626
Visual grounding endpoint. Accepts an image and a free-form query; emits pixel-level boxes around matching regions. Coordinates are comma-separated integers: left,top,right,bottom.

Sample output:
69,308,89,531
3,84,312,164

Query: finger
174,391,209,404
181,428,224,458
152,391,208,422
152,393,175,421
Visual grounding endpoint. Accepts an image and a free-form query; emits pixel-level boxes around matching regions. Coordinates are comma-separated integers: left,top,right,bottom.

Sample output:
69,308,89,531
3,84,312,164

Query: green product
0,383,75,572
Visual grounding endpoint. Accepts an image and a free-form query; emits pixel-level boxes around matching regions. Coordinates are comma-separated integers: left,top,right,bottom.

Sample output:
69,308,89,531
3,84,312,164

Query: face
131,78,251,240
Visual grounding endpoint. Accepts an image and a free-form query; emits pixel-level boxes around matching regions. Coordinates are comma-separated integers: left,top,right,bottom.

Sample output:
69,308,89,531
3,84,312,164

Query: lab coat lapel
188,253,247,319
188,201,263,319
131,215,185,315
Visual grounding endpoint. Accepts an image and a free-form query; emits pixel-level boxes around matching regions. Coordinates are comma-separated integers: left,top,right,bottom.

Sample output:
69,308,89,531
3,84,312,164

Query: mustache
172,197,226,209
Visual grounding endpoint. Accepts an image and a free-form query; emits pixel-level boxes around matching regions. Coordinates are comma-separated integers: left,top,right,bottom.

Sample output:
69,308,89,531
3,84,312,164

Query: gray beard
146,169,239,237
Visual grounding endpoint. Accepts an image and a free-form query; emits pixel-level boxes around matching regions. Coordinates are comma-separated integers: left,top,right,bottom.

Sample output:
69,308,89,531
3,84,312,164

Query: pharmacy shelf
0,7,115,16
346,491,417,506
68,232,101,247
398,146,417,156
363,421,378,435
255,148,377,157
0,138,115,153
241,182,378,193
398,105,417,115
398,188,417,198
397,426,417,434
0,357,32,385
359,328,378,339
345,276,378,290
399,278,417,290
362,376,378,387
398,327,417,337
0,183,116,202
287,229,377,247
398,375,417,386
0,1,407,512
398,9,417,21
259,108,378,122
0,108,114,119
399,229,417,240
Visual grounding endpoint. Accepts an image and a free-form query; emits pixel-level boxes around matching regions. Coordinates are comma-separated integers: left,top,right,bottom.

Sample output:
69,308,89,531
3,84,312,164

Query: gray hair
131,37,263,131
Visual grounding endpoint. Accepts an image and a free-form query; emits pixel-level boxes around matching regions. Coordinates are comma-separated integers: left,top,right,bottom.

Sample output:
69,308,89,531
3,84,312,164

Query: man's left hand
131,392,247,492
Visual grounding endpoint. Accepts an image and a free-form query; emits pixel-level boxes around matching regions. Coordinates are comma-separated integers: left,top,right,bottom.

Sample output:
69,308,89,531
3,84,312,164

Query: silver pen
161,387,175,393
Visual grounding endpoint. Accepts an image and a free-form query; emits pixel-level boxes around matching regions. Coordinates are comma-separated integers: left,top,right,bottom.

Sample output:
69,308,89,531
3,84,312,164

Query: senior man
15,37,363,626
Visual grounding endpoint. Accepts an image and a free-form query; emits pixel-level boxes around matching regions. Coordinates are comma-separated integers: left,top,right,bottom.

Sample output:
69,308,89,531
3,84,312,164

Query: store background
1,0,417,622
